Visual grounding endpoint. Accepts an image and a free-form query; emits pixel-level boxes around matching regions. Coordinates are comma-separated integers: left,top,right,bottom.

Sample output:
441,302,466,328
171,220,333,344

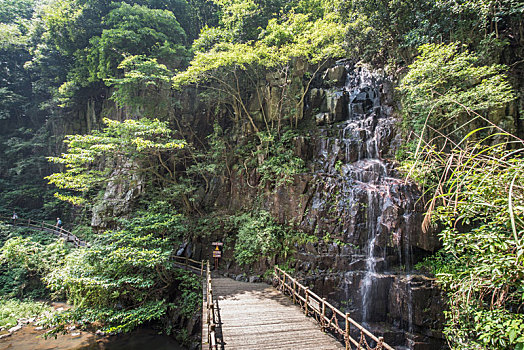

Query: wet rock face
261,62,444,348
261,62,439,255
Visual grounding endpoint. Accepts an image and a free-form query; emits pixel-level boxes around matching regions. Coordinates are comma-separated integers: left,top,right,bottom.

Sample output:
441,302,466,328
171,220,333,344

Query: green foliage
174,12,345,86
45,300,168,335
1,209,198,335
232,211,285,265
255,130,306,189
411,137,524,349
231,210,303,265
34,0,199,108
192,26,233,53
41,226,195,334
0,0,34,24
46,118,185,205
87,2,187,82
337,0,524,66
106,55,174,117
0,224,69,299
173,10,346,135
399,43,515,141
117,203,189,239
172,270,200,319
0,298,51,330
233,129,306,190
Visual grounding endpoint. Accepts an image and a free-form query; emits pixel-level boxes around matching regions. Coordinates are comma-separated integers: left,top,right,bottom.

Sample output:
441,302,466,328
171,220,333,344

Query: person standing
12,212,18,225
56,217,62,229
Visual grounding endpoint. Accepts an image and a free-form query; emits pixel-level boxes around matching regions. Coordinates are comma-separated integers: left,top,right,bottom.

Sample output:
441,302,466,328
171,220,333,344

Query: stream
0,326,184,350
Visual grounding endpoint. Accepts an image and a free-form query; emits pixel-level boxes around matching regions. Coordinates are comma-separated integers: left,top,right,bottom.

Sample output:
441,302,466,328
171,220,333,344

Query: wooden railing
6,217,88,248
172,257,217,350
274,266,394,350
205,261,218,350
173,256,205,275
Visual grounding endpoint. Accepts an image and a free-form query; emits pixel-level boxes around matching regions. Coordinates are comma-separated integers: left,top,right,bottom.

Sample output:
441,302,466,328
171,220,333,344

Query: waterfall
360,189,379,324
298,63,441,347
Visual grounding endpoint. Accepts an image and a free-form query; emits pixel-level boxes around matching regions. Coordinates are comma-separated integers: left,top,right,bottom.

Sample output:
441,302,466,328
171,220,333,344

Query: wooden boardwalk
8,218,88,247
210,277,344,350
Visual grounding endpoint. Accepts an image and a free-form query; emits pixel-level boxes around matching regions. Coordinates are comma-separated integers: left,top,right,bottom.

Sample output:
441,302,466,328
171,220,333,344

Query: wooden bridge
178,258,395,350
6,217,88,247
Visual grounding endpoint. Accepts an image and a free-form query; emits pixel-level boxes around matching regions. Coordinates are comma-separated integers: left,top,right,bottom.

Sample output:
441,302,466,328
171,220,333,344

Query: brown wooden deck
210,277,344,350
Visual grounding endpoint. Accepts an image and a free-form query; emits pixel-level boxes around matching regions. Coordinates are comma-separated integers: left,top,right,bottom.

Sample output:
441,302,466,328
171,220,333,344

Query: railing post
345,313,350,350
305,288,309,315
28,218,30,225
377,336,384,349
293,279,296,304
321,298,326,330
41,221,44,228
201,260,204,276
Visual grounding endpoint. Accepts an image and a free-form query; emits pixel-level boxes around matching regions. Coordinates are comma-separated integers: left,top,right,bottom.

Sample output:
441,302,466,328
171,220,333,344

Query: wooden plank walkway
212,277,344,350
7,218,88,247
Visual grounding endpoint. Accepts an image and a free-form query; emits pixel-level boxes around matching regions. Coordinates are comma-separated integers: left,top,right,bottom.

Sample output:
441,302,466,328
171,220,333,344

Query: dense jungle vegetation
0,0,523,348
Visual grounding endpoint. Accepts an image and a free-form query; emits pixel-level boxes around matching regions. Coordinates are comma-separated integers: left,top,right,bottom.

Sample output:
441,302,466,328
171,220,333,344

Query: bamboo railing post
345,313,350,350
305,287,309,315
41,221,44,228
378,336,384,349
293,279,296,304
321,298,326,330
201,260,204,276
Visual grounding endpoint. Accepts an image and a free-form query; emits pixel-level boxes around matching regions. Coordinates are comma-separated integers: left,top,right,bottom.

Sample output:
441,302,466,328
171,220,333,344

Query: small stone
8,325,22,333
249,276,260,283
71,332,81,337
35,326,44,330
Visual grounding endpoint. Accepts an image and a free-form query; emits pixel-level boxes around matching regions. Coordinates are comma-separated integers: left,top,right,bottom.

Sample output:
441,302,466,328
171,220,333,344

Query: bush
232,211,299,266
0,298,51,330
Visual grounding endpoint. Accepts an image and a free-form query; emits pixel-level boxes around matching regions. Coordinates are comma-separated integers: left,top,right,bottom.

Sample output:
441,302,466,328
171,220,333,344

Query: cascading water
288,62,445,348
360,189,379,324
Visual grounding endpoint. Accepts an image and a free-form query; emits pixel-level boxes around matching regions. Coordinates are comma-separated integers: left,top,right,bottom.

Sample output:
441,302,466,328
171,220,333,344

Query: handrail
5,217,88,248
173,255,205,276
205,261,218,350
274,266,395,350
173,256,216,350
